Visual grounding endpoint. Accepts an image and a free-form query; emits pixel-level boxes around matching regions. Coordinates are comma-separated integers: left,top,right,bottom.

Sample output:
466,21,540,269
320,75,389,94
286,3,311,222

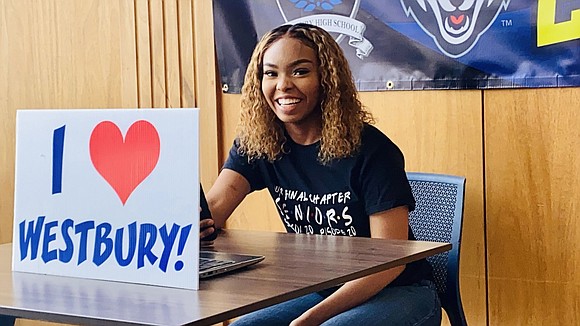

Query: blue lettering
75,220,95,265
52,125,65,194
41,220,58,263
114,221,137,266
19,216,45,260
59,219,74,263
158,223,180,272
93,223,113,266
177,224,192,257
137,223,158,269
17,218,191,272
173,224,192,271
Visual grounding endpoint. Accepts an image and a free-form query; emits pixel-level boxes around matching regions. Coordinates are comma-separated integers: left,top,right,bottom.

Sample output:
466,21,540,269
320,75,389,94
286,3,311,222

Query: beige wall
0,0,218,245
484,88,580,325
1,1,579,326
0,2,218,324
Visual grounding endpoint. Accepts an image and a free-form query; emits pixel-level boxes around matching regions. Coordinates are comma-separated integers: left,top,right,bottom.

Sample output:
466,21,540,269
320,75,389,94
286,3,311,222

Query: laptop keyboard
199,257,236,271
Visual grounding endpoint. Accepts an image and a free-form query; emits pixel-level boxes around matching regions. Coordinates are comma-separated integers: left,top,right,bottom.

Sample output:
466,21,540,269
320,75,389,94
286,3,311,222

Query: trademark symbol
501,19,513,27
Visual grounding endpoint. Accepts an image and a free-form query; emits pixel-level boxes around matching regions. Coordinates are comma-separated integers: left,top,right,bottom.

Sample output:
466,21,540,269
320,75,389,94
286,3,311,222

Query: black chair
407,172,468,326
0,315,15,326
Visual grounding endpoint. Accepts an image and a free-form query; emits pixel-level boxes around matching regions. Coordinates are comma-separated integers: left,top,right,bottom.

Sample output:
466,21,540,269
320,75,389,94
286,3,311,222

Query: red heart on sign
89,120,160,205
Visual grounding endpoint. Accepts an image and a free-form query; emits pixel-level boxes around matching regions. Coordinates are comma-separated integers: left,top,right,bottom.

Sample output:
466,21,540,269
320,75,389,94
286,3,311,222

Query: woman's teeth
277,98,300,105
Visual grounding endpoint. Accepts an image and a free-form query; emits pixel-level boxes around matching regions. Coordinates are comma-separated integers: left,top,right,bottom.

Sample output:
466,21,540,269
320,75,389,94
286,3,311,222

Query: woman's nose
276,76,293,91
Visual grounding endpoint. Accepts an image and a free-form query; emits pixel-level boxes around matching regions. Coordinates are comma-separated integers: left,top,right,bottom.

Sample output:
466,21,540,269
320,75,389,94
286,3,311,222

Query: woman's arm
205,169,251,229
290,205,410,326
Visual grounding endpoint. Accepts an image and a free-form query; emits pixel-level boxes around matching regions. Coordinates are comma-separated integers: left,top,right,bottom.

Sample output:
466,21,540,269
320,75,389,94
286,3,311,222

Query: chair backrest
406,172,467,326
0,315,15,326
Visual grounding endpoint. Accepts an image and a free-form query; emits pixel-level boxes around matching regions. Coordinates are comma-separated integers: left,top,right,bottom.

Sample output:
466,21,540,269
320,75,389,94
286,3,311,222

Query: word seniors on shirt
273,185,357,236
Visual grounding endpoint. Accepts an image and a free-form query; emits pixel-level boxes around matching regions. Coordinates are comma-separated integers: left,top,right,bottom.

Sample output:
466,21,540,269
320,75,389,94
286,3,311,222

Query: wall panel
133,0,218,185
148,0,166,108
177,0,195,109
0,0,138,325
361,90,486,326
0,0,217,244
193,0,220,187
135,0,152,108
162,0,181,109
485,87,580,325
0,0,12,245
0,0,138,246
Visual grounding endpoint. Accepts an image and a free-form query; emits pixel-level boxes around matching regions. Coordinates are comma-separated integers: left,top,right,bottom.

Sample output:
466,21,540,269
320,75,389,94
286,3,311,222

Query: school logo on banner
401,0,511,58
213,0,579,91
276,0,374,58
13,109,200,290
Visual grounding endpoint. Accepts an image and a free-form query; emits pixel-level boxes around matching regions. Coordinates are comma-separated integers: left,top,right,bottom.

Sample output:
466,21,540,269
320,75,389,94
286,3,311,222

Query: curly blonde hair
237,23,374,164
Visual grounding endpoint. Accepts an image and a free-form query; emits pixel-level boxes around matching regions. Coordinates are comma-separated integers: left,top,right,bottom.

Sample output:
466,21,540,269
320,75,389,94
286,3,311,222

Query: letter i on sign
52,126,65,194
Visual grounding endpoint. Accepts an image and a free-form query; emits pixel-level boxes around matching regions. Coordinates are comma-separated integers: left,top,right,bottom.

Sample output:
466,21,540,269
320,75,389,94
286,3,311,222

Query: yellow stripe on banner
537,0,580,46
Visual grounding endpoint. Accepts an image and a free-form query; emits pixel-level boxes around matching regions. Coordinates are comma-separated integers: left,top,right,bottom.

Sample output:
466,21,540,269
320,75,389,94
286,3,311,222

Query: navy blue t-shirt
224,124,433,286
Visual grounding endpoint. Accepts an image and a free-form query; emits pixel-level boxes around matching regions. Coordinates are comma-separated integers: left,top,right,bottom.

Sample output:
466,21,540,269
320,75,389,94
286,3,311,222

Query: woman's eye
294,68,309,76
263,70,277,77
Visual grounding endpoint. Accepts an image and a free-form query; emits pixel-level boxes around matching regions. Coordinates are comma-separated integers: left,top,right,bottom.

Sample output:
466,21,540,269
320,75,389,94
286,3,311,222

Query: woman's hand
199,218,216,247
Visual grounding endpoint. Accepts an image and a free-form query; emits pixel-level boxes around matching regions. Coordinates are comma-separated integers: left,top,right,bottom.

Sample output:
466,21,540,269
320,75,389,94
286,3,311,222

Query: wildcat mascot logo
276,0,373,59
401,0,511,58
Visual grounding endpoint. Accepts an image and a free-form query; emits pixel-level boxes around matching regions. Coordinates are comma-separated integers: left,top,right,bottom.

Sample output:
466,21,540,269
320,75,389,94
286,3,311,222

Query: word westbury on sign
13,109,201,290
213,0,579,91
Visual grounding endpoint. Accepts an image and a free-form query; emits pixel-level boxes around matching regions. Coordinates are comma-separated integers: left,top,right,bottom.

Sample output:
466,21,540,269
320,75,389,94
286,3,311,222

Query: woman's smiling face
261,36,322,132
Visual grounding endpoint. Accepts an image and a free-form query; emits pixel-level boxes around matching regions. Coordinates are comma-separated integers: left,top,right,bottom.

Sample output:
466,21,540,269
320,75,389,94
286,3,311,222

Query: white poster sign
13,109,200,290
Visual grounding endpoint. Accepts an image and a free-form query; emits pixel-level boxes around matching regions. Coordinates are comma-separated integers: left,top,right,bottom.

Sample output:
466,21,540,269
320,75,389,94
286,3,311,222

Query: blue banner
213,0,579,91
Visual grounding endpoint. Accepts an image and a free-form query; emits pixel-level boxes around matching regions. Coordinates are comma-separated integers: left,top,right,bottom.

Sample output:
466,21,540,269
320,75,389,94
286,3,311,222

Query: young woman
201,23,441,326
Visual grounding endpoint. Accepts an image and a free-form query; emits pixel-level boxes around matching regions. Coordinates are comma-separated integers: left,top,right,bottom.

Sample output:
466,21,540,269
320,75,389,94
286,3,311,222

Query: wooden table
0,229,450,325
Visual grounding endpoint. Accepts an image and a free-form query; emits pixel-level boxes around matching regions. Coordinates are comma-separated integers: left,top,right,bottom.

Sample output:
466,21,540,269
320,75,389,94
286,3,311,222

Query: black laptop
198,185,264,279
